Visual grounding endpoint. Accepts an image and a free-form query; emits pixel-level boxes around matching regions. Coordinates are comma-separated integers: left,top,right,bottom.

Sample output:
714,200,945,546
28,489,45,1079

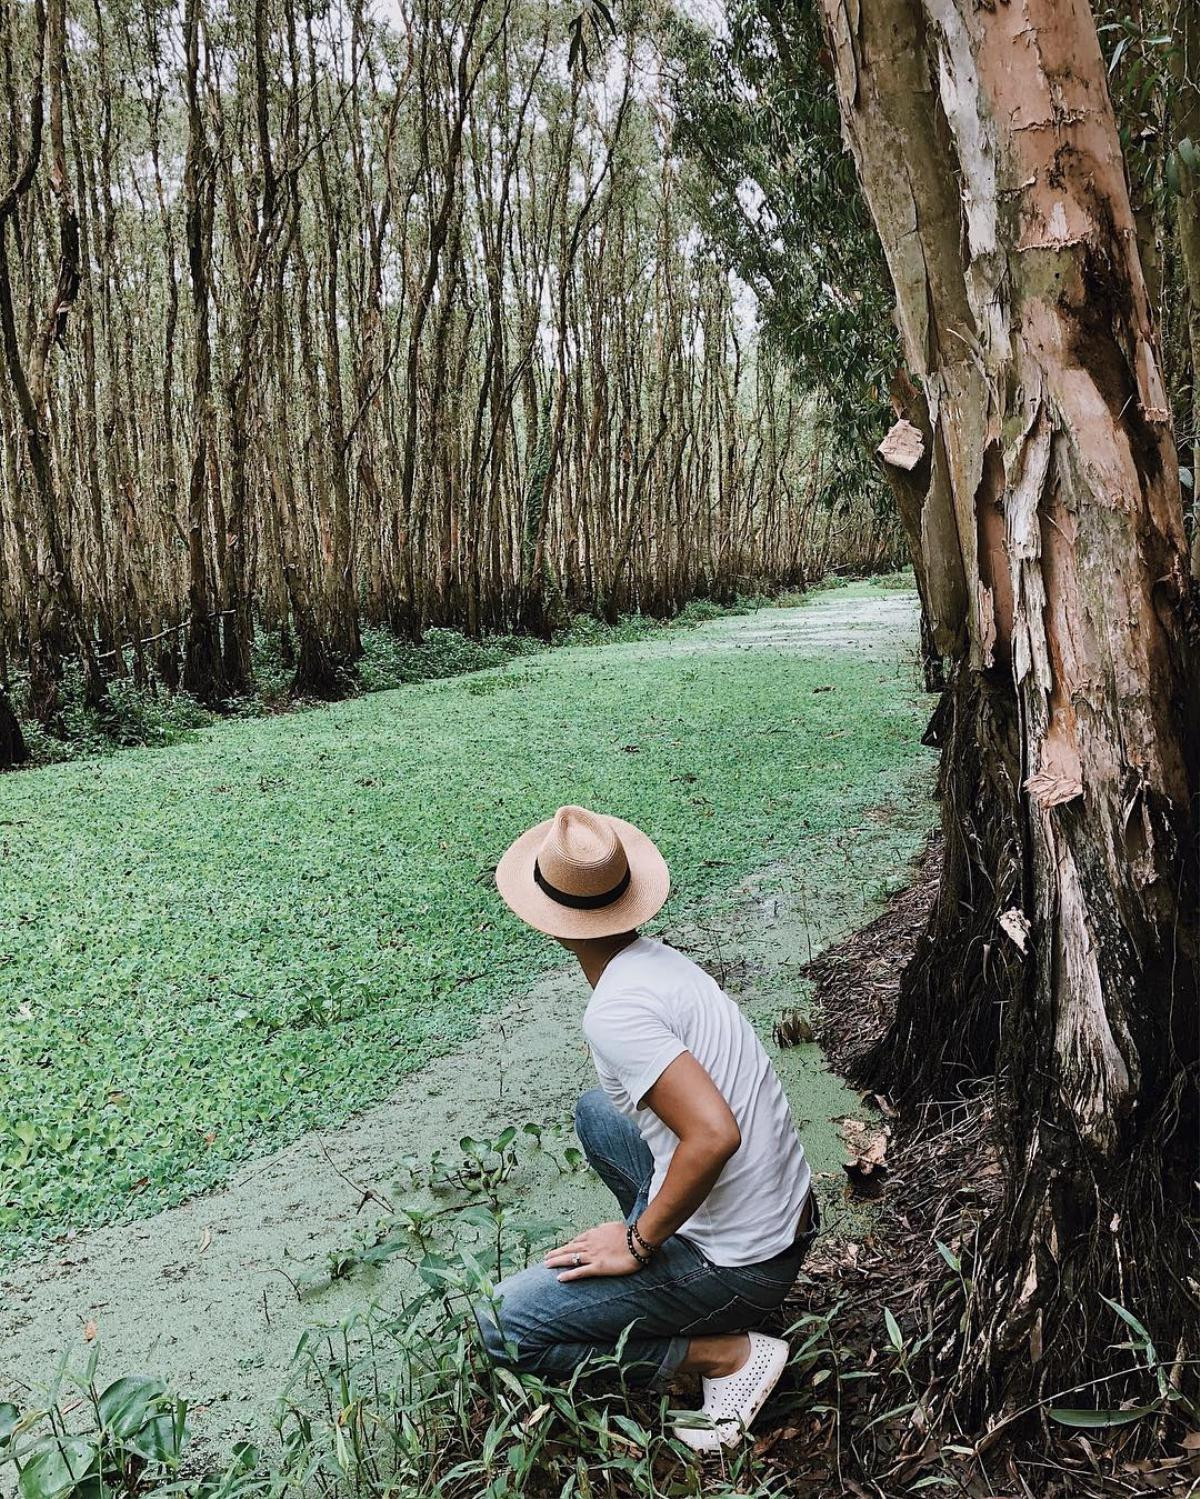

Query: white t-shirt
582,936,811,1268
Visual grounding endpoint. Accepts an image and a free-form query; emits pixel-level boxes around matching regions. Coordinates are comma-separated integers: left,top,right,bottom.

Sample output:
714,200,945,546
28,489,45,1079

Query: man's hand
544,1221,642,1281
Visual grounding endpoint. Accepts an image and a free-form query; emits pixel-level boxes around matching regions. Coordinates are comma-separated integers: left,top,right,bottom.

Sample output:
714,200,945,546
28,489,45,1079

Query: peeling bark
1176,1,1200,579
819,0,1199,1413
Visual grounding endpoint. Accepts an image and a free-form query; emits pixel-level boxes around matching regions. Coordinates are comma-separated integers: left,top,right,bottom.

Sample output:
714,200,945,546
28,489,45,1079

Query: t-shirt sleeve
583,989,687,1109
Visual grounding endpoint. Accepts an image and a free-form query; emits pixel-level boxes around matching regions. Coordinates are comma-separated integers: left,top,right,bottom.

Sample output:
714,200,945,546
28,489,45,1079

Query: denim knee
472,1296,515,1367
472,1268,551,1371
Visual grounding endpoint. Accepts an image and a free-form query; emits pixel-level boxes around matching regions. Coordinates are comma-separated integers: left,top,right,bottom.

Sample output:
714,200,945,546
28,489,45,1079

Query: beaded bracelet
630,1219,656,1257
626,1224,652,1268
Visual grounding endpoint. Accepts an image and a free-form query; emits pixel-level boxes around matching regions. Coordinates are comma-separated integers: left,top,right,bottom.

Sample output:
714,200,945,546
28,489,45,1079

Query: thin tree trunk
180,0,223,703
0,0,104,725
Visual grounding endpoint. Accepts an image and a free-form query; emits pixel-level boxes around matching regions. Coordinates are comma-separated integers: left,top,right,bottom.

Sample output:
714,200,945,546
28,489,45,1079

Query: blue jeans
472,1089,818,1388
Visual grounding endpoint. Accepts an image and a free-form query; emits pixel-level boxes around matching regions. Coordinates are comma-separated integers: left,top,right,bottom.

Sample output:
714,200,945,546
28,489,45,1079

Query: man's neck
562,930,640,989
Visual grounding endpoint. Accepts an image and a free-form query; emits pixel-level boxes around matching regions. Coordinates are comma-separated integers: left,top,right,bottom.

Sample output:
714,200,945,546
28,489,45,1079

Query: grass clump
14,664,212,766
270,1243,823,1498
809,567,914,595
2,1126,1184,1499
356,626,545,693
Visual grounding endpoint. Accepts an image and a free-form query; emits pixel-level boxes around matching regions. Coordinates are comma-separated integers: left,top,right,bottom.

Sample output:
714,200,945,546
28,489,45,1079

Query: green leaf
865,1400,918,1431
935,1240,960,1273
360,1237,407,1265
97,1374,166,1439
493,1367,529,1405
1101,1295,1151,1344
417,1258,458,1289
0,1404,20,1448
884,1307,904,1353
567,18,584,77
458,1245,488,1289
458,1204,500,1231
611,1414,651,1449
1048,1406,1155,1428
125,1411,187,1465
18,1439,97,1499
229,1440,258,1473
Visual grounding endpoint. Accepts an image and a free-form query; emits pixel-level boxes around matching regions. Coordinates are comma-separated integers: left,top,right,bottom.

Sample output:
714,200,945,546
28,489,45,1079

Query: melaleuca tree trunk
0,0,106,724
1175,0,1200,581
817,0,1199,1414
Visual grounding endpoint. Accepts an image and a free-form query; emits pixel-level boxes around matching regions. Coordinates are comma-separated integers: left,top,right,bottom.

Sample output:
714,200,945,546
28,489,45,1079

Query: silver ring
573,1254,582,1267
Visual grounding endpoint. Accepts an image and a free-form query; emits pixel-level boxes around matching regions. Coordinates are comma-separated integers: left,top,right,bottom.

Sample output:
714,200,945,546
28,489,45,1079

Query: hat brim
495,814,671,939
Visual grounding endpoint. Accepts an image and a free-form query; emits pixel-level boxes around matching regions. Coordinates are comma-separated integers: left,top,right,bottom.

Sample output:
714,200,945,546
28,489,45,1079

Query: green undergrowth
0,579,930,1259
3,1129,1186,1499
0,1130,863,1499
11,592,819,769
14,672,214,766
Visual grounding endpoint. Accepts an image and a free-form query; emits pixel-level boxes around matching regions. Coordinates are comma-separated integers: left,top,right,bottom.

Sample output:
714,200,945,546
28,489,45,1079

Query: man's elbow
698,1118,741,1165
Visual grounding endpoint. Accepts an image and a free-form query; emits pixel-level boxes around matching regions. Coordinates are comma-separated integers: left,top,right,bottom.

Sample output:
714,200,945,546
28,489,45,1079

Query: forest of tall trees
0,0,900,755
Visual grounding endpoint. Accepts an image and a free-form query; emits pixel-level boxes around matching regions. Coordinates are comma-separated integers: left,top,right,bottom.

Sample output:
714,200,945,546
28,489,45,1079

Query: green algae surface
0,582,933,1258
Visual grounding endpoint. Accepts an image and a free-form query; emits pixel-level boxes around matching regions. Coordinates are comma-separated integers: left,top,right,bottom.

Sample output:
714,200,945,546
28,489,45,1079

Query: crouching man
476,805,818,1450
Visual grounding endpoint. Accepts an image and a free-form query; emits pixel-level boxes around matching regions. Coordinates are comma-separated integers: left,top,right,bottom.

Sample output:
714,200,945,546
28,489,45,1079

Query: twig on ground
316,1136,394,1216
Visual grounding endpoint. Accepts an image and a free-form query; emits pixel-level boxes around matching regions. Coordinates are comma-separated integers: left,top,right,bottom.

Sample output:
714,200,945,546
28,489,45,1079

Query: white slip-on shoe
672,1332,790,1452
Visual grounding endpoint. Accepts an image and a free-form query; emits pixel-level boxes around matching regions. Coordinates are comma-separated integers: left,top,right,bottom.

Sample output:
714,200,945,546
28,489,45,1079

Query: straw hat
495,805,670,939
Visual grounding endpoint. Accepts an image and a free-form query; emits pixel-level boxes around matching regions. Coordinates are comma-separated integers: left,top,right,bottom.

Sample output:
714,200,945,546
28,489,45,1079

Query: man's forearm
634,1135,733,1247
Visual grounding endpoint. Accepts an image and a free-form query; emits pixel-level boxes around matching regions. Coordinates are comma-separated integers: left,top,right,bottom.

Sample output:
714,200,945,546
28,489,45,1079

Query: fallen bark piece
774,1010,815,1046
1024,765,1084,808
839,1115,890,1196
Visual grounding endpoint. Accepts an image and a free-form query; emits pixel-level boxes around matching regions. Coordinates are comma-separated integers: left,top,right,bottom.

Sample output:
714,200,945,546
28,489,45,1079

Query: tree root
801,797,1200,1485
